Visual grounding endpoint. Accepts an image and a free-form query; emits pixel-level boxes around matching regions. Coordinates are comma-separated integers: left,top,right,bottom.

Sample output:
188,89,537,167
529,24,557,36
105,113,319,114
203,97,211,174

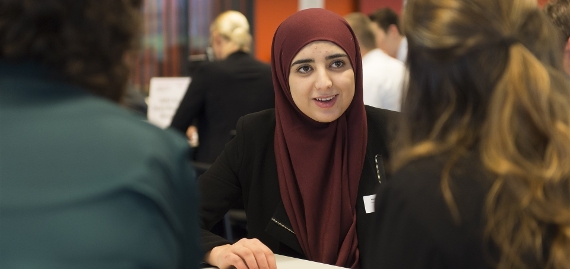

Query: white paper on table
275,254,347,269
299,0,324,10
200,254,347,269
147,77,191,129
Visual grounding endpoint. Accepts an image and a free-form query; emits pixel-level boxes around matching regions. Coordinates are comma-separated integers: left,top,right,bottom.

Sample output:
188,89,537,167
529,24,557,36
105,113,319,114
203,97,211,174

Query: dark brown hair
544,0,570,44
0,0,143,101
398,0,570,268
369,8,401,35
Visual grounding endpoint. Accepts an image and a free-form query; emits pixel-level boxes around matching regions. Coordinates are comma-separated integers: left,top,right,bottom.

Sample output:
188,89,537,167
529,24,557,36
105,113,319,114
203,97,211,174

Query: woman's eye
296,65,312,74
330,60,345,68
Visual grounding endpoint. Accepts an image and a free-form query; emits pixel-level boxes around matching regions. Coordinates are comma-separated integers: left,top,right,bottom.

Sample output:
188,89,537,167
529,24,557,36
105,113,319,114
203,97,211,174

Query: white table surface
273,254,347,268
202,254,347,269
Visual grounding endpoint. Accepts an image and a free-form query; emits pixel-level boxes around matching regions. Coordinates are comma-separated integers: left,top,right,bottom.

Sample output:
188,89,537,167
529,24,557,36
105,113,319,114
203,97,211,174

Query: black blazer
365,153,498,269
199,106,397,266
170,51,274,163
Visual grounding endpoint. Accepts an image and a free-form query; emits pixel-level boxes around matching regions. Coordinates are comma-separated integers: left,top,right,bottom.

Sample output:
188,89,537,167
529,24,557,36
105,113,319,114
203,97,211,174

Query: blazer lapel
264,203,303,254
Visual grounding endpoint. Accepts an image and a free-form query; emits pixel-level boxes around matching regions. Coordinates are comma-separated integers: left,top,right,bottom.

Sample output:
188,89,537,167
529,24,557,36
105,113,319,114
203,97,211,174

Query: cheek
340,71,356,104
288,76,309,106
341,71,355,90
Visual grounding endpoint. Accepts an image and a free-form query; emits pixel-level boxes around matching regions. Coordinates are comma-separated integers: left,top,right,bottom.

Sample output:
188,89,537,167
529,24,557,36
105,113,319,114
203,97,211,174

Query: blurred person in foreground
369,8,407,62
344,12,406,111
544,0,570,76
170,10,274,164
365,0,570,268
0,0,200,268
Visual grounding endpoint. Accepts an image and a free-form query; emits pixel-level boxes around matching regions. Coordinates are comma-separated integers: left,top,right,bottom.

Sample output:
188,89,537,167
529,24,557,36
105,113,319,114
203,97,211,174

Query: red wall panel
254,0,356,62
360,0,403,15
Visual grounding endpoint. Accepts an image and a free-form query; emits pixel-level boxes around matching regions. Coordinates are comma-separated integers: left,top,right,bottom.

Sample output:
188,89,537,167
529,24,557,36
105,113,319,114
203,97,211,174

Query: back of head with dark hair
544,0,570,42
369,8,401,34
0,0,143,101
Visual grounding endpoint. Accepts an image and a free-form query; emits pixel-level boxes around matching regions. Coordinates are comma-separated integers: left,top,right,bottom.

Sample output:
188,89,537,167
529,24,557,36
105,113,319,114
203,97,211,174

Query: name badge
363,194,376,214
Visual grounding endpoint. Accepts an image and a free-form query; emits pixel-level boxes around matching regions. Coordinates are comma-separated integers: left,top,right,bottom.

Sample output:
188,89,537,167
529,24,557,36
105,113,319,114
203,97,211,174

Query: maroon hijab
271,8,367,268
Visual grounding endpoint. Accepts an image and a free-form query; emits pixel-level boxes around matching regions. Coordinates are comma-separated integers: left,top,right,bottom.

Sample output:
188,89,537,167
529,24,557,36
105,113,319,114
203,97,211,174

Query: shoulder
383,153,491,222
83,97,191,156
365,106,399,133
370,153,493,268
363,49,406,71
365,105,399,120
389,153,488,190
233,52,270,66
1,90,195,208
240,108,275,127
387,156,448,194
199,53,270,80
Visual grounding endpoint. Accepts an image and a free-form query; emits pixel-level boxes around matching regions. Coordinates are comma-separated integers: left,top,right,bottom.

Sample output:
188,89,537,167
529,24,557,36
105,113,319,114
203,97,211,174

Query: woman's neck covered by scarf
271,8,367,268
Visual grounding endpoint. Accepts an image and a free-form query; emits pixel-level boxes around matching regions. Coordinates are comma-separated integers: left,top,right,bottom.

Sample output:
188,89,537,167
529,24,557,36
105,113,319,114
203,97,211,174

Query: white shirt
397,37,408,63
362,48,406,112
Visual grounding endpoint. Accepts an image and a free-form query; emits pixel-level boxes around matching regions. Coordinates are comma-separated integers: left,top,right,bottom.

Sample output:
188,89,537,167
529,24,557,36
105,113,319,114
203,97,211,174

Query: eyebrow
325,53,348,60
290,53,349,67
291,59,314,66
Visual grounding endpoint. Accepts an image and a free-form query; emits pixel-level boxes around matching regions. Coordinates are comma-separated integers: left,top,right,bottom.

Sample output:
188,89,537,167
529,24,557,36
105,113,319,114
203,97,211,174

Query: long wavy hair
395,0,570,268
0,0,143,101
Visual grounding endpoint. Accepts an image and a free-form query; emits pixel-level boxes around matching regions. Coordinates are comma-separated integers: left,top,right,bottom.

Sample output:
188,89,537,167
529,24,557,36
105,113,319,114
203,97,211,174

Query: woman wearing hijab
365,0,570,268
199,8,397,269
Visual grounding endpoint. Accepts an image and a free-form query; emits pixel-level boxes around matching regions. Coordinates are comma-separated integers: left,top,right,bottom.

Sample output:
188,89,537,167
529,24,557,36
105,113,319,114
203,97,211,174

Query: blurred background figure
345,12,406,111
366,0,570,268
544,0,570,76
369,8,407,62
0,0,200,268
170,10,274,164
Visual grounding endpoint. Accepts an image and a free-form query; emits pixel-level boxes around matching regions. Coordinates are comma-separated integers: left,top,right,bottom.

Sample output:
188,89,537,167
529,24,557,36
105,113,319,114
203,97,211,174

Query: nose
314,68,332,90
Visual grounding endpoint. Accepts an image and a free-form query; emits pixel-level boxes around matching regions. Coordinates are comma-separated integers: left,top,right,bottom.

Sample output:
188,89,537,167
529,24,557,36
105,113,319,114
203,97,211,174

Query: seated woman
198,8,397,269
366,0,570,268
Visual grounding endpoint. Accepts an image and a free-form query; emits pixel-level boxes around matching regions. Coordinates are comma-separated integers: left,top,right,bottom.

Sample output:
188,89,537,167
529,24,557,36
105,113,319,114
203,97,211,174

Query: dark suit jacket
170,51,275,163
199,106,397,266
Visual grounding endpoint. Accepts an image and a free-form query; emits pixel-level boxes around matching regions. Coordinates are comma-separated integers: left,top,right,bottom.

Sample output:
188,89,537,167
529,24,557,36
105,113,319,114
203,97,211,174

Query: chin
311,113,342,123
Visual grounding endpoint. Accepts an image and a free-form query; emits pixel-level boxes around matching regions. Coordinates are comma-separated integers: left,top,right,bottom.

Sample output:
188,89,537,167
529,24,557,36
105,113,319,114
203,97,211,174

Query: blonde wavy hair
210,10,251,53
395,0,570,268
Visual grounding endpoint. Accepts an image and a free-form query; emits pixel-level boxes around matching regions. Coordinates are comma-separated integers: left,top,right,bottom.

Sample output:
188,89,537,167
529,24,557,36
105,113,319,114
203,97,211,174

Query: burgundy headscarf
271,8,367,268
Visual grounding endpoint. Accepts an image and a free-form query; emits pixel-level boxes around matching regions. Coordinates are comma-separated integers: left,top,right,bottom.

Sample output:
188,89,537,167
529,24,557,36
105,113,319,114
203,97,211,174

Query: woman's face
288,41,355,122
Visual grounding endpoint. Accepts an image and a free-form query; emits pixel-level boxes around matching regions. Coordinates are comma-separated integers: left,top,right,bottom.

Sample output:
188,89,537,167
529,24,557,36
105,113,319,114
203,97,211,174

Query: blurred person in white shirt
345,12,406,111
369,8,407,62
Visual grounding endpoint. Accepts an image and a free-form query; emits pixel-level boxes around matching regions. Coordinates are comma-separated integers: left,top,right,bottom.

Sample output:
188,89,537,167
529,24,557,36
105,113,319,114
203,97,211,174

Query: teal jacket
0,61,201,269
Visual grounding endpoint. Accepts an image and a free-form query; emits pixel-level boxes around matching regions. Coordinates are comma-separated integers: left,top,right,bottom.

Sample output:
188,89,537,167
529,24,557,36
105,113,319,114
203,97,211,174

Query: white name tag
363,194,376,214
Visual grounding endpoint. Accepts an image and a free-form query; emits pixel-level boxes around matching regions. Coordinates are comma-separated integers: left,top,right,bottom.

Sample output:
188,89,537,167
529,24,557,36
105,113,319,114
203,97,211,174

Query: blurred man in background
345,12,406,111
369,8,408,62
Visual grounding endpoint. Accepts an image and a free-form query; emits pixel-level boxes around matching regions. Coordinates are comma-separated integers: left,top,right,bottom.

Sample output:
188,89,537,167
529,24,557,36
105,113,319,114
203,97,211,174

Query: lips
313,94,338,108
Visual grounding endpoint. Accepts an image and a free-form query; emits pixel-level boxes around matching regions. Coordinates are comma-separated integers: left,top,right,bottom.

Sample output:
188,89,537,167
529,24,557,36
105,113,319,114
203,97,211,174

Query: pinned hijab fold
271,8,367,268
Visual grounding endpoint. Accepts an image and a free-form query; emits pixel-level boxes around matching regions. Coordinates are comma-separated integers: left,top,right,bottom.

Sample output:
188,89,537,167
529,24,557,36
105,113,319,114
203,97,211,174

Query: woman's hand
204,238,277,269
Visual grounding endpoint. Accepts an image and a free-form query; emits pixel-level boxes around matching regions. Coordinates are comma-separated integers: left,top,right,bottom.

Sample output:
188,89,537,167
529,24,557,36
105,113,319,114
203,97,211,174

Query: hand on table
205,238,277,269
186,125,199,147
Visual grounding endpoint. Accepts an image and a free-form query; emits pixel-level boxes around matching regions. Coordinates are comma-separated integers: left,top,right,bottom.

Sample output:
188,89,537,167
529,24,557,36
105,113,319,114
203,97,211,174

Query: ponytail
481,43,570,269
